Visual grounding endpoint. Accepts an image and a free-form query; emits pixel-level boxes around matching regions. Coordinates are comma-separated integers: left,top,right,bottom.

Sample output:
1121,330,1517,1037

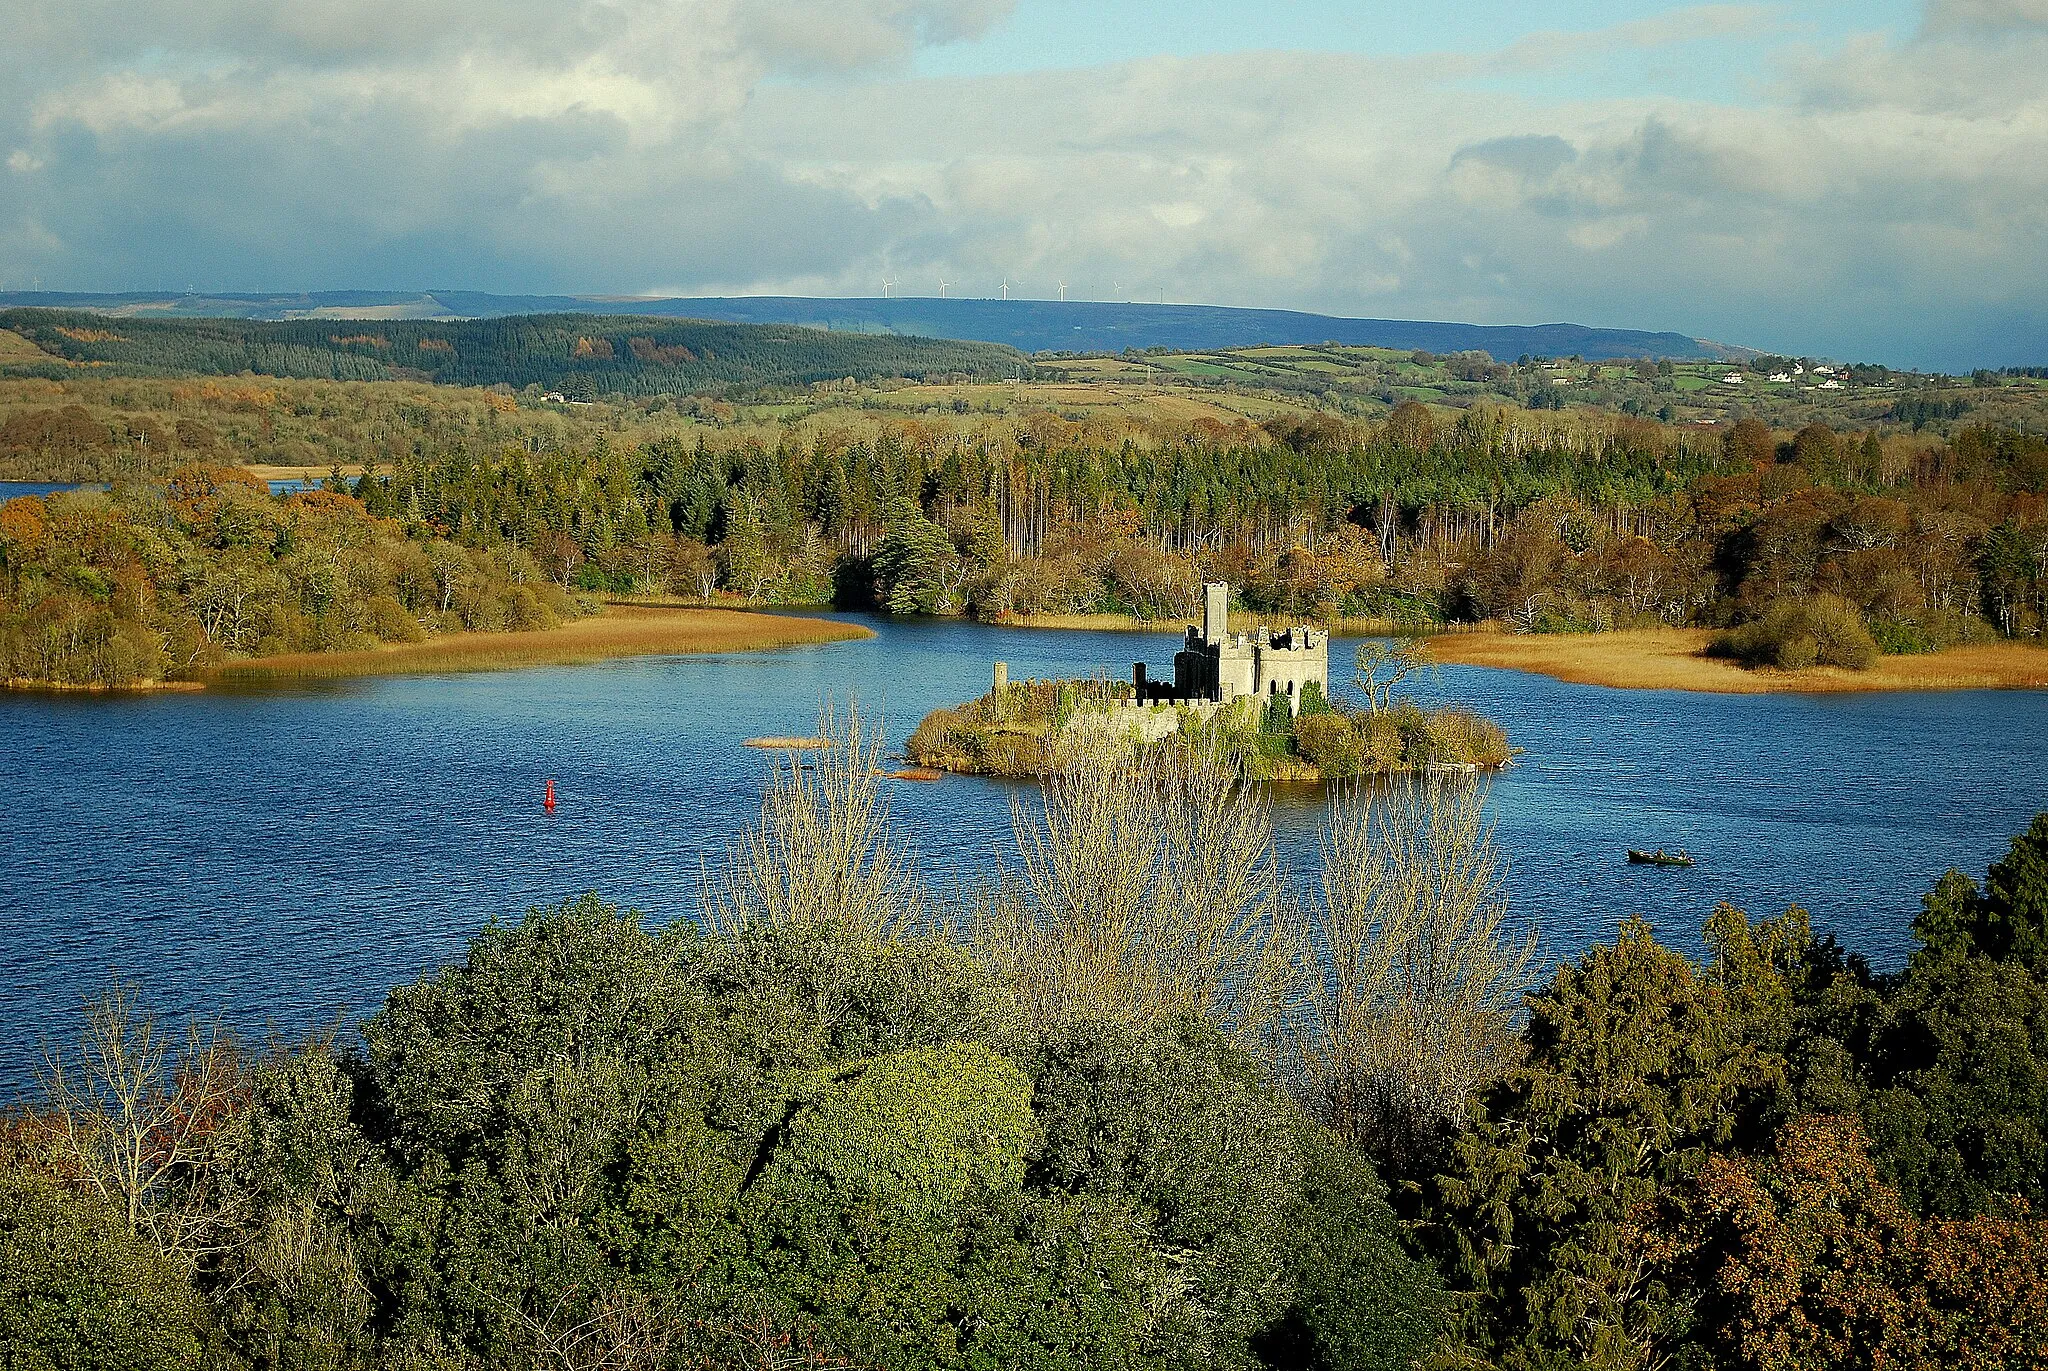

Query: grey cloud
1450,135,1578,180
1,4,2044,367
1923,0,2048,33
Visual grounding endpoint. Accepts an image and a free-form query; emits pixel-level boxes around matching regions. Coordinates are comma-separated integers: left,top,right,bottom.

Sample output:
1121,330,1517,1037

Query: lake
2,613,2044,1096
0,481,91,501
0,481,303,499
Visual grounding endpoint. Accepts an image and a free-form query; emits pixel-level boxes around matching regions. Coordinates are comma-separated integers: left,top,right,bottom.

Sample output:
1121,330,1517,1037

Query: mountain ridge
0,290,1750,363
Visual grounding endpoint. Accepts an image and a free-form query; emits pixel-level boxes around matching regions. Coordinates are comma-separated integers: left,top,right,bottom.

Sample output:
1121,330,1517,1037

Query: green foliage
1294,711,1363,777
1714,592,1879,670
1858,817,2048,1218
1262,1128,1446,1371
0,309,1024,396
209,1046,384,1371
0,473,578,685
753,1043,1038,1222
741,1045,1069,1367
1418,914,1801,1367
1924,812,2048,973
873,503,962,614
1025,1017,1346,1366
19,797,2048,1371
7,355,2046,644
0,1167,215,1371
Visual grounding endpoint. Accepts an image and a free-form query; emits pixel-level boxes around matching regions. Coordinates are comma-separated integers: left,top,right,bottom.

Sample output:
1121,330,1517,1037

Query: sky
1,0,2044,370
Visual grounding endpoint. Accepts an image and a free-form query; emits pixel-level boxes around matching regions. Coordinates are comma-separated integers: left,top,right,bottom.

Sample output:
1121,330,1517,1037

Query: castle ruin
1130,582,1329,716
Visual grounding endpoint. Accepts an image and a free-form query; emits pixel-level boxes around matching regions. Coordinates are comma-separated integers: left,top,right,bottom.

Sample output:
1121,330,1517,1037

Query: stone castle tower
1132,582,1329,715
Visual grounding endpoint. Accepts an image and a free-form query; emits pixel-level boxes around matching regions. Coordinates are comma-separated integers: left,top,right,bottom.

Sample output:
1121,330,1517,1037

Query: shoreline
204,604,871,684
991,611,1418,637
0,676,206,694
1424,627,2048,695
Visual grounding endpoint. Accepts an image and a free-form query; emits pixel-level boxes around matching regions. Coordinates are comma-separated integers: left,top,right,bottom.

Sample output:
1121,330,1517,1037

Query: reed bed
209,605,870,681
1428,626,2048,694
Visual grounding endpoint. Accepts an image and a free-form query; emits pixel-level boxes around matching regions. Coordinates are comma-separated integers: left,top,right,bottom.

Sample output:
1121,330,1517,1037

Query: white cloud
0,0,2042,366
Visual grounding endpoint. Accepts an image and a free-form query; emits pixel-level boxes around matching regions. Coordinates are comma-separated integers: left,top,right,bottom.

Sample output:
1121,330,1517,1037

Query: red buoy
543,778,556,812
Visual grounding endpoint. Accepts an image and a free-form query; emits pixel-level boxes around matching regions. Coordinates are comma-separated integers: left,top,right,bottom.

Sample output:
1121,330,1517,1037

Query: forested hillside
4,373,2045,684
336,404,2046,653
1043,345,2048,435
0,467,582,686
0,309,1024,398
0,289,1735,359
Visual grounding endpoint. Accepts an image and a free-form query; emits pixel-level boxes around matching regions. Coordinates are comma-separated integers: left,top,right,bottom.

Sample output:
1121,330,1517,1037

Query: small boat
1628,848,1695,868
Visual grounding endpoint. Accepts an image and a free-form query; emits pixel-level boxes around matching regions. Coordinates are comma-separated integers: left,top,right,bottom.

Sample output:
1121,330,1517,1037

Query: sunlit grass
209,605,870,681
1429,627,2048,694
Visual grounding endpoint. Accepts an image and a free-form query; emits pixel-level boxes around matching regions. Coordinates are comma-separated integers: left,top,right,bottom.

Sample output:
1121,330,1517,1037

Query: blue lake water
0,481,300,498
0,481,87,500
2,613,2044,1097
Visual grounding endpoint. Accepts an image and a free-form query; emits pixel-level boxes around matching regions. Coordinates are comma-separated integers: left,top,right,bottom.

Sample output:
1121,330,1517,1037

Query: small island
909,582,1511,780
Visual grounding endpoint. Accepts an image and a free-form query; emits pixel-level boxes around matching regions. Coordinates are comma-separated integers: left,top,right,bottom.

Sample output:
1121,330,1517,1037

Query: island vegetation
907,641,1510,781
4,713,2046,1370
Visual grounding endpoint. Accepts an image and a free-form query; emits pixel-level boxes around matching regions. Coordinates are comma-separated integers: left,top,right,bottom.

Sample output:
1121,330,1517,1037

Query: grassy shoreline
204,604,870,683
1425,626,2048,694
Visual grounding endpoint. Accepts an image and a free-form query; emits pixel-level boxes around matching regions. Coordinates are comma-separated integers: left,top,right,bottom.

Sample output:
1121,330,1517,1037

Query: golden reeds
1428,626,2048,694
207,606,869,682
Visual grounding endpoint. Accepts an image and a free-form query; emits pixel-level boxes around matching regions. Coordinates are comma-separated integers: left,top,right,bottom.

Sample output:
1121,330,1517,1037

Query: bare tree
486,1280,688,1371
490,1281,848,1371
33,982,251,1265
1287,780,1535,1162
706,702,925,940
1353,638,1433,714
983,743,1299,1045
700,1301,853,1371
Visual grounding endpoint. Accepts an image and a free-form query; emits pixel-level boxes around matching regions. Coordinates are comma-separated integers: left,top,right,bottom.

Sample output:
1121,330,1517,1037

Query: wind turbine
1113,279,1126,301
880,275,897,299
999,276,1010,300
1057,279,1068,302
938,277,952,299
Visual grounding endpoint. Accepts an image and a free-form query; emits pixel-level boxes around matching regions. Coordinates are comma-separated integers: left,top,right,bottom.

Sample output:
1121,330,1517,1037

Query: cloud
1923,0,2048,33
0,0,2042,368
1488,3,1774,74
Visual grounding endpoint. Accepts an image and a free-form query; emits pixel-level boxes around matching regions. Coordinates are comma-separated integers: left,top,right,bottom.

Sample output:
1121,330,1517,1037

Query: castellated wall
1149,582,1330,715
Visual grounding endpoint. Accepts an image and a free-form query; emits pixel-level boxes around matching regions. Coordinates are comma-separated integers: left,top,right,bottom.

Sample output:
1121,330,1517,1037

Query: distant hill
0,291,1745,362
0,309,1023,396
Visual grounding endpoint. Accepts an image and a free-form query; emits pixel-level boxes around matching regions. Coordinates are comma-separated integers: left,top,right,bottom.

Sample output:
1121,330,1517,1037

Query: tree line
356,405,2048,650
5,401,2043,687
0,309,1026,398
5,717,2045,1370
0,465,580,686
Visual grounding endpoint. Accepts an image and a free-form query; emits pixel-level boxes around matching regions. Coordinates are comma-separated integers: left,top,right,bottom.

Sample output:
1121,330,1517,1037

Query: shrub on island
908,677,1511,780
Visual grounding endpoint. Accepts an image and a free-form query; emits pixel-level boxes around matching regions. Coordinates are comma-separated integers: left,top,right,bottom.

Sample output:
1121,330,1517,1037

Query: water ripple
2,616,2044,1096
